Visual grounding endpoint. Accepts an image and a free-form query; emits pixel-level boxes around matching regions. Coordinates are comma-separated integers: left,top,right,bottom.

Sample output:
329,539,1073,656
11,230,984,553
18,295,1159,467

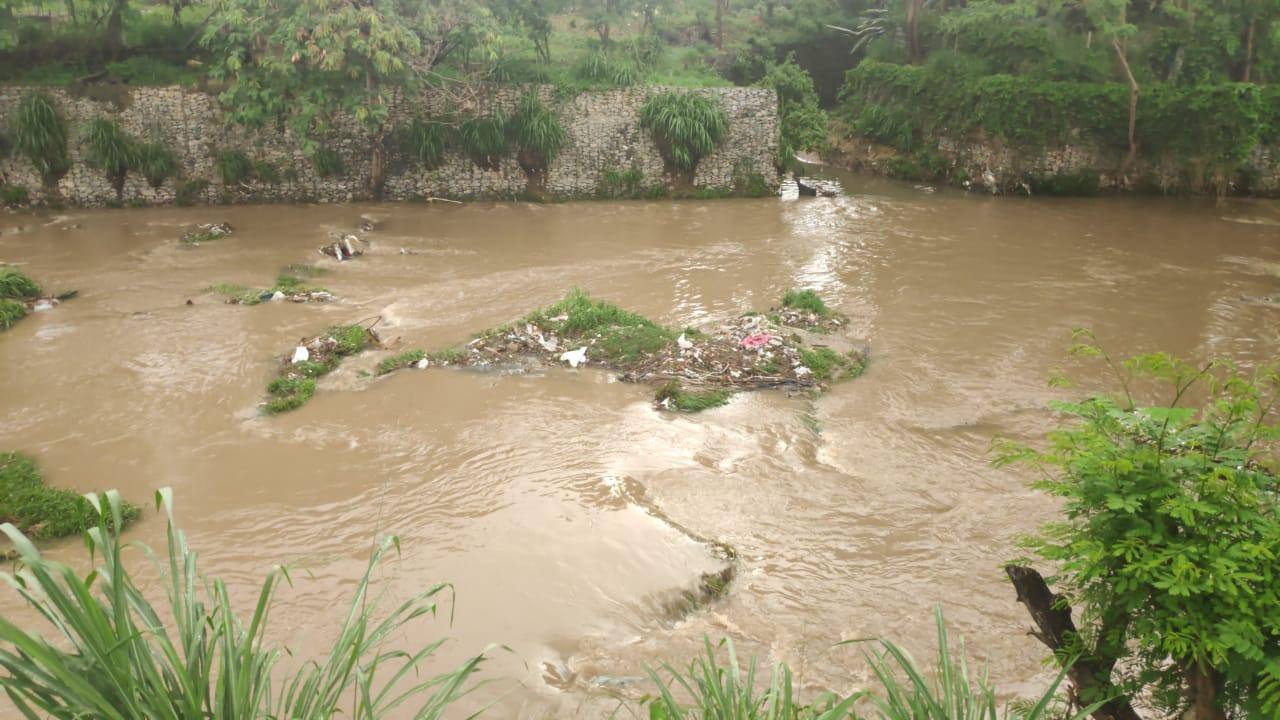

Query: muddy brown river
2,172,1279,717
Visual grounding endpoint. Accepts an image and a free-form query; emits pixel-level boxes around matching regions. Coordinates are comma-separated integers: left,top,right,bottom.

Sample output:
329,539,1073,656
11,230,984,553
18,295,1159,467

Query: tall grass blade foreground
645,637,863,719
857,607,1105,720
0,488,488,719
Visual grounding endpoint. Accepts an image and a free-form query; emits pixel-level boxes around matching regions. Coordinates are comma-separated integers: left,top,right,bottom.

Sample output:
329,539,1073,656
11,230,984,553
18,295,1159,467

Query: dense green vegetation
0,266,38,330
655,380,731,412
997,335,1280,720
5,0,1268,195
0,452,138,540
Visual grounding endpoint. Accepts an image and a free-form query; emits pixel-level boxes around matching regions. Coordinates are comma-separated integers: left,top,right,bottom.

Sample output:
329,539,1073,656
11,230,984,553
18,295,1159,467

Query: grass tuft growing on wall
640,92,729,174
12,92,69,186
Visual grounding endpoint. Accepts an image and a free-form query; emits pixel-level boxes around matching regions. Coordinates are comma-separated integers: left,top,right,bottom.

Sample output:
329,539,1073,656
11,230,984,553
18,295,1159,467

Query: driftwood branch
1004,565,1143,720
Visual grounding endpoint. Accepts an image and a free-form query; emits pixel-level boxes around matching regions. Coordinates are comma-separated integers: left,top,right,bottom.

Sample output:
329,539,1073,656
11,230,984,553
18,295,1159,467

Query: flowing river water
1,171,1279,717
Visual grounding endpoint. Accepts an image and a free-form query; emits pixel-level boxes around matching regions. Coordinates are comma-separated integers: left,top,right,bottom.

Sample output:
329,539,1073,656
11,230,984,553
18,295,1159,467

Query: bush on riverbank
0,452,138,540
999,336,1280,719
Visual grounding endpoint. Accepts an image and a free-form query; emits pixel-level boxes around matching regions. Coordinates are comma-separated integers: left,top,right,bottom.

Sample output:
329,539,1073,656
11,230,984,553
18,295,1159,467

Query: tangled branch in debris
379,289,868,412
264,324,381,414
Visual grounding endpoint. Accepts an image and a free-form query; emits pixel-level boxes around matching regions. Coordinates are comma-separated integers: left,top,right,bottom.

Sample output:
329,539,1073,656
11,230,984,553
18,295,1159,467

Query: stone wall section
0,84,780,206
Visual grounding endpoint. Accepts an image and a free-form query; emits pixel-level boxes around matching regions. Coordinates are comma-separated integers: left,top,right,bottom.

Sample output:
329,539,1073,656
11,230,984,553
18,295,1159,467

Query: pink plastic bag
740,333,773,349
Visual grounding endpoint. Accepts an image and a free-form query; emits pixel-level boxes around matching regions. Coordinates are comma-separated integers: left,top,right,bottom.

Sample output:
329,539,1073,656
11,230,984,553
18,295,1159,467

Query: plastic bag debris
560,345,588,366
291,346,310,364
740,333,773,349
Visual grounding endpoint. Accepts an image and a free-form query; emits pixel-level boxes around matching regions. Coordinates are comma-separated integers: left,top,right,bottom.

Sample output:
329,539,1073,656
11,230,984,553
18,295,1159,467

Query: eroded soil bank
1,172,1279,716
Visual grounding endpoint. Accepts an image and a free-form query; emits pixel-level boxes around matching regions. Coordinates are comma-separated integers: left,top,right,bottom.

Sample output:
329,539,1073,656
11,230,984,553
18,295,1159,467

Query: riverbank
0,84,779,208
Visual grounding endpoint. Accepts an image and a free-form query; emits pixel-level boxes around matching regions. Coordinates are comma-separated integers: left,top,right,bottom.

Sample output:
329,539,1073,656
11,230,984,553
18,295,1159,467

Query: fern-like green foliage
82,119,138,195
311,146,344,178
12,92,69,185
458,112,509,170
639,92,729,174
408,118,450,168
135,142,178,188
507,94,568,172
215,149,252,185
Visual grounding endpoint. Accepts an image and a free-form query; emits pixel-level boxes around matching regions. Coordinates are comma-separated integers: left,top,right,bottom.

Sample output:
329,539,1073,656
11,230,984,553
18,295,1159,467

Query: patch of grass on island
655,381,731,412
780,288,830,316
799,347,867,382
524,289,677,363
264,325,377,414
210,271,328,305
0,452,139,541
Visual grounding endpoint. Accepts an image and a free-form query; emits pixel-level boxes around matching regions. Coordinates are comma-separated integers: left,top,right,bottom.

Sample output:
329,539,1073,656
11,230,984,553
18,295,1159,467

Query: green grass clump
639,92,729,173
311,147,345,178
12,92,70,186
82,119,137,195
458,113,510,170
508,93,568,171
527,289,676,363
0,488,486,718
0,299,28,330
264,376,316,414
263,325,374,414
780,289,830,316
1,183,31,206
135,141,178,188
0,452,139,541
208,282,260,304
655,381,731,412
574,51,642,87
215,149,252,185
406,118,450,169
0,267,41,299
799,347,866,382
377,349,426,375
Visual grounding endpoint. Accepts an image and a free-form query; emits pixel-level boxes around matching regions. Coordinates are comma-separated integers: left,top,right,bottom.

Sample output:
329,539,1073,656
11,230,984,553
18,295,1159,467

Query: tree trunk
906,0,924,63
715,0,727,50
1188,665,1226,720
1004,566,1145,720
1113,39,1139,177
1241,17,1256,83
105,0,125,59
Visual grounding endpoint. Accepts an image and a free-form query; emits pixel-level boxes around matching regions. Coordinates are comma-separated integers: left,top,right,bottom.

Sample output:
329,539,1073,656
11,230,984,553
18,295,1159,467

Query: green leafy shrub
760,53,829,169
799,347,866,382
0,298,26,330
134,141,178,188
0,452,139,540
458,113,509,170
508,93,568,174
311,146,344,178
0,488,486,718
0,267,40,299
12,92,69,186
640,92,729,175
265,376,316,413
215,149,252,185
998,333,1280,719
